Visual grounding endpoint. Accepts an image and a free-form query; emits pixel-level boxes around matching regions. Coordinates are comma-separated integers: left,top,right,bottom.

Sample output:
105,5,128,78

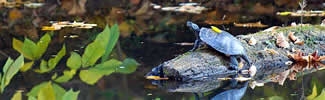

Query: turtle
186,21,251,70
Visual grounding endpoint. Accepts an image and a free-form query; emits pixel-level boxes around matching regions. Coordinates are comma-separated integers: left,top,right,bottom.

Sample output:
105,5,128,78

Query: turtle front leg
241,54,251,69
190,39,202,51
229,56,239,70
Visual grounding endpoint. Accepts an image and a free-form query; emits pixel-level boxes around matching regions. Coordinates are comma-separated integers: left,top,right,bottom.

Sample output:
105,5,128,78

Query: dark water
1,0,325,100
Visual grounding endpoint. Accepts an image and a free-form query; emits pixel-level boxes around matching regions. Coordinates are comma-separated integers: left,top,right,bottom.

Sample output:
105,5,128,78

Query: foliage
11,91,22,100
0,55,24,93
51,24,138,85
35,45,66,73
26,81,79,100
13,33,51,60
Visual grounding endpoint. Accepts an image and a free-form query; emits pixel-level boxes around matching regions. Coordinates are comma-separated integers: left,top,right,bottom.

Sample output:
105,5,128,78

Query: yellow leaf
307,84,317,100
20,61,34,72
41,26,57,31
12,38,23,54
211,26,222,33
277,12,292,16
11,90,22,100
38,82,55,100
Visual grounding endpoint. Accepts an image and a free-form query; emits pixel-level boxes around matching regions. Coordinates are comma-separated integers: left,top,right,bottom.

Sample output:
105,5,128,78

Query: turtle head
145,64,165,80
186,21,200,33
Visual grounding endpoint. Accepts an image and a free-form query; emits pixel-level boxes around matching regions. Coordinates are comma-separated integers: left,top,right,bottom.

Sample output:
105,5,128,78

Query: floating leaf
54,70,76,83
38,82,55,100
116,58,139,74
1,55,24,92
102,24,120,62
62,89,80,100
67,52,81,69
20,61,34,72
79,69,103,85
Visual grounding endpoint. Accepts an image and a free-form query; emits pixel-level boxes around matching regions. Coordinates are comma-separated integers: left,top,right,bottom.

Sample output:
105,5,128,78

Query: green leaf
35,33,51,60
28,96,37,100
307,83,318,100
54,70,76,83
81,42,105,67
314,88,325,100
48,45,66,69
27,82,48,97
22,38,38,60
52,83,67,100
62,89,80,100
116,58,139,74
20,61,34,72
35,45,66,73
101,24,120,62
12,38,23,54
67,52,81,69
34,60,48,73
92,59,122,75
1,55,24,92
38,82,55,100
28,82,66,100
79,69,103,85
11,91,22,100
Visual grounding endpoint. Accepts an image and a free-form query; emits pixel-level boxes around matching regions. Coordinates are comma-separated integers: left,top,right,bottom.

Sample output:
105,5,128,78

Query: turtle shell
199,27,245,55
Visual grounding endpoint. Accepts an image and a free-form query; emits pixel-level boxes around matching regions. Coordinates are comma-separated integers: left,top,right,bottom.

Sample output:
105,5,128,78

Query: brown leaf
270,70,290,85
276,32,290,48
288,31,297,42
287,50,306,62
9,8,22,22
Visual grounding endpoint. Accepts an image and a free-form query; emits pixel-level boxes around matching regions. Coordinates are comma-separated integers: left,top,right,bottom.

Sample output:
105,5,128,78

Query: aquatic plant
51,24,139,85
0,55,24,93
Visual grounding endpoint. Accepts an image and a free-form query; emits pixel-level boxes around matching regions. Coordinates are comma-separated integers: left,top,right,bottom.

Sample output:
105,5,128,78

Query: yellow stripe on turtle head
211,26,222,33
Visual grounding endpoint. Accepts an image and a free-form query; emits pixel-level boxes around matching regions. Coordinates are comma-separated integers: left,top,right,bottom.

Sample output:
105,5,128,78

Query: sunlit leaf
27,82,47,97
20,61,34,72
314,88,325,100
35,33,51,59
116,58,139,74
67,52,81,69
92,59,122,75
48,45,66,69
28,82,66,100
268,96,284,100
52,83,67,100
1,55,24,92
28,96,37,100
101,24,120,62
34,60,48,73
62,89,80,100
11,91,22,100
54,70,76,83
38,82,55,100
22,38,38,60
12,38,23,54
81,42,105,67
79,69,103,85
307,84,317,100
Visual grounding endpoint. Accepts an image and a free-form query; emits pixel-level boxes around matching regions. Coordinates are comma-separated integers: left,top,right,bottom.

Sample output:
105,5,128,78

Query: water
1,0,325,100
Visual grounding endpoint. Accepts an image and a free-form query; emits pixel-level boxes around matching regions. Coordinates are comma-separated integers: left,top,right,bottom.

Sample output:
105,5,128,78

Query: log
147,25,325,92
